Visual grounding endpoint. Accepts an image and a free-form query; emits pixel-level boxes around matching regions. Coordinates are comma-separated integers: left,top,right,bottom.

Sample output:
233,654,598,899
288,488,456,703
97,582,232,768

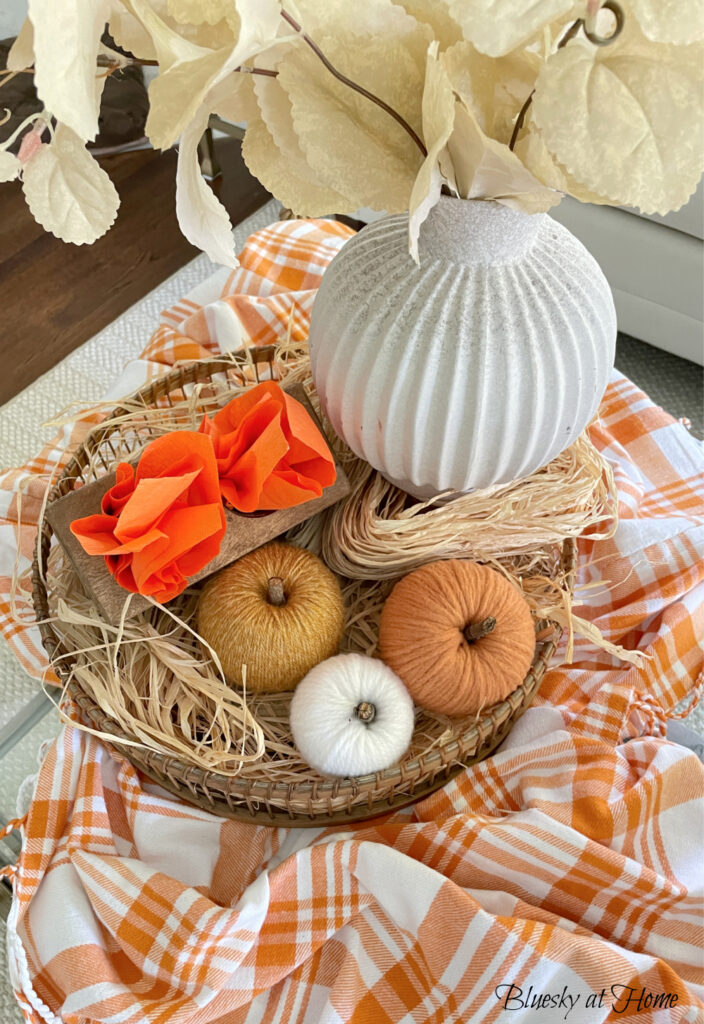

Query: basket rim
65,635,557,797
31,355,575,821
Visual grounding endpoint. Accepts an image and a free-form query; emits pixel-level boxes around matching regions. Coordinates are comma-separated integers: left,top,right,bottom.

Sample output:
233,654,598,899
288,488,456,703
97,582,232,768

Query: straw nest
30,339,624,818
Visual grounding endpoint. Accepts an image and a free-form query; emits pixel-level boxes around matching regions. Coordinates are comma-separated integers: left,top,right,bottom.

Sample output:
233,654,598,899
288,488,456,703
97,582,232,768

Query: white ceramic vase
309,198,616,499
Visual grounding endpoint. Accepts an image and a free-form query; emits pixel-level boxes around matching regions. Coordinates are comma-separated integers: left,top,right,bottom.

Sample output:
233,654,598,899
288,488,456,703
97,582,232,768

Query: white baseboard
550,199,704,365
611,289,703,364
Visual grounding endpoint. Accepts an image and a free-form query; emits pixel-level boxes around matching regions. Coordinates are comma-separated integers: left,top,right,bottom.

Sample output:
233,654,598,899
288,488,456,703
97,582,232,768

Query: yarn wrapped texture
379,561,537,716
197,541,345,692
29,347,600,813
290,653,415,777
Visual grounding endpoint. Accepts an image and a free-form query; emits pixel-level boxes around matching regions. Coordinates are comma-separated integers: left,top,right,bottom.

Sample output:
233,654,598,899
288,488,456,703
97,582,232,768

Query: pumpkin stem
267,576,287,607
463,616,497,644
355,701,376,724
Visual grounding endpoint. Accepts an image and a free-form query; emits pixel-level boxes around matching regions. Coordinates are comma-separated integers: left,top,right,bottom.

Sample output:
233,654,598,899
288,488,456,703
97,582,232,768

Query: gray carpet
615,333,703,438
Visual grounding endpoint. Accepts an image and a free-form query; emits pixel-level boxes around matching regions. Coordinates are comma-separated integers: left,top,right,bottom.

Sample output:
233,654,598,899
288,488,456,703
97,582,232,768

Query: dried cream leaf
108,3,158,61
243,112,352,216
147,47,232,149
251,47,298,147
167,0,237,28
532,25,704,214
514,124,611,205
175,106,237,267
290,0,433,103
442,40,539,145
630,0,704,45
145,0,280,150
445,99,560,212
21,125,119,243
293,0,423,41
7,18,34,70
277,27,428,213
408,42,455,261
0,151,22,183
393,0,464,48
219,0,281,62
209,68,259,123
28,0,111,142
129,0,212,71
250,72,348,211
446,0,579,57
110,3,237,70
183,19,241,50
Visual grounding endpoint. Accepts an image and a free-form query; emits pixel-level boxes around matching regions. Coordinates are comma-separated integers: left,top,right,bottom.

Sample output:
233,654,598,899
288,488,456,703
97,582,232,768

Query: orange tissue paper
70,431,226,603
198,381,336,513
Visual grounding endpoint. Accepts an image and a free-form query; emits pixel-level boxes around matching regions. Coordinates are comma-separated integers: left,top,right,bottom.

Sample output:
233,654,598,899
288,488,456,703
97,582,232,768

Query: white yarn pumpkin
290,653,415,777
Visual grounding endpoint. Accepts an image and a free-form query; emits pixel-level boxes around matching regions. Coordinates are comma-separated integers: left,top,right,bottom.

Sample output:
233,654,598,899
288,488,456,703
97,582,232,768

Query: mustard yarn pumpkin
197,542,345,692
378,561,536,717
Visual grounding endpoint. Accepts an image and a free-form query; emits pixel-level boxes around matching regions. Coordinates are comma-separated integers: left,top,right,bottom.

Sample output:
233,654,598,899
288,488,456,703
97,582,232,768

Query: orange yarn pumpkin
378,561,536,717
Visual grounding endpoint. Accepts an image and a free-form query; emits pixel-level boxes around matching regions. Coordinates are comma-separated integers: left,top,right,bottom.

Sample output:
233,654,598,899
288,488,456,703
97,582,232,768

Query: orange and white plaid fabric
2,218,703,1023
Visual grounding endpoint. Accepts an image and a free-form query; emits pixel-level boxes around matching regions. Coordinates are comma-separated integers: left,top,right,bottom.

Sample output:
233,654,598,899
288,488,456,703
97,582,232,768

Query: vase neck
417,198,543,265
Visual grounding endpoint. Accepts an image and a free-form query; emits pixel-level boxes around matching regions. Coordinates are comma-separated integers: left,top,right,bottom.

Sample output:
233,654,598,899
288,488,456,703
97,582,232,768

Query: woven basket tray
32,351,575,827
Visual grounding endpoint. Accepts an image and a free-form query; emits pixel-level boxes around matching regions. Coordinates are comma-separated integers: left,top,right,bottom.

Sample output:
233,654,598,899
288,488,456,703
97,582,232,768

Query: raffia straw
41,525,566,781
322,432,616,578
30,341,639,781
45,547,266,775
272,336,638,666
44,537,545,781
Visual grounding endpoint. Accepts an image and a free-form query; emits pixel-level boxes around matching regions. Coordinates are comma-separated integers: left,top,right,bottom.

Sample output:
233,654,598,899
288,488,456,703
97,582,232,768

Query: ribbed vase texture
309,198,616,498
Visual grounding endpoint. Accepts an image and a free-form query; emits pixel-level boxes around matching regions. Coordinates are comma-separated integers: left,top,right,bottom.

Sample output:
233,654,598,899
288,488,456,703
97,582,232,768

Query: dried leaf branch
280,9,427,158
2,0,701,257
509,3,624,152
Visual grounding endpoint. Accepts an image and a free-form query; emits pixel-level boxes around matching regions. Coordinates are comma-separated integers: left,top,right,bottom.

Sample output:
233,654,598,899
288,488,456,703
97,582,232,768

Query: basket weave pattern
33,353,575,826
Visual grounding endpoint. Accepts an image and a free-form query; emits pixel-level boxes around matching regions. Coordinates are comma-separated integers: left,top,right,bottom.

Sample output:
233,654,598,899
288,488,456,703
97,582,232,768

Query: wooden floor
0,139,270,406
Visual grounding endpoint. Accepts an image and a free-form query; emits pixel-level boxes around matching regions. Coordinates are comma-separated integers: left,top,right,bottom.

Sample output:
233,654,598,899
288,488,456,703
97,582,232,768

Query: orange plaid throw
1,219,703,1024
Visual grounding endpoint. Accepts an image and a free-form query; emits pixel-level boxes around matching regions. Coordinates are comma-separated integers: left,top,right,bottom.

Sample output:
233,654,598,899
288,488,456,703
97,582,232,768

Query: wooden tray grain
46,383,350,623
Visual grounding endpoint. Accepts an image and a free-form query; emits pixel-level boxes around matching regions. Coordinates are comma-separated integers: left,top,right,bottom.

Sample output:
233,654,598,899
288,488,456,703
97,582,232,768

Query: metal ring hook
583,0,625,46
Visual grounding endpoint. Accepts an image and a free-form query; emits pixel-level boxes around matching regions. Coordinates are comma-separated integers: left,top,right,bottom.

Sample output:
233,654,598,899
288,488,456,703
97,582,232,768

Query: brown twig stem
267,577,287,606
280,8,427,158
508,17,583,152
463,617,497,644
508,89,535,152
234,66,278,77
0,68,23,92
97,53,158,68
355,701,376,724
14,55,276,79
508,4,623,152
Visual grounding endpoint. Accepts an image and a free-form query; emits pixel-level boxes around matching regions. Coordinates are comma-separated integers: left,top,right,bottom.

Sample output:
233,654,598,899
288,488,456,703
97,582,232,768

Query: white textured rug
0,200,280,1024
